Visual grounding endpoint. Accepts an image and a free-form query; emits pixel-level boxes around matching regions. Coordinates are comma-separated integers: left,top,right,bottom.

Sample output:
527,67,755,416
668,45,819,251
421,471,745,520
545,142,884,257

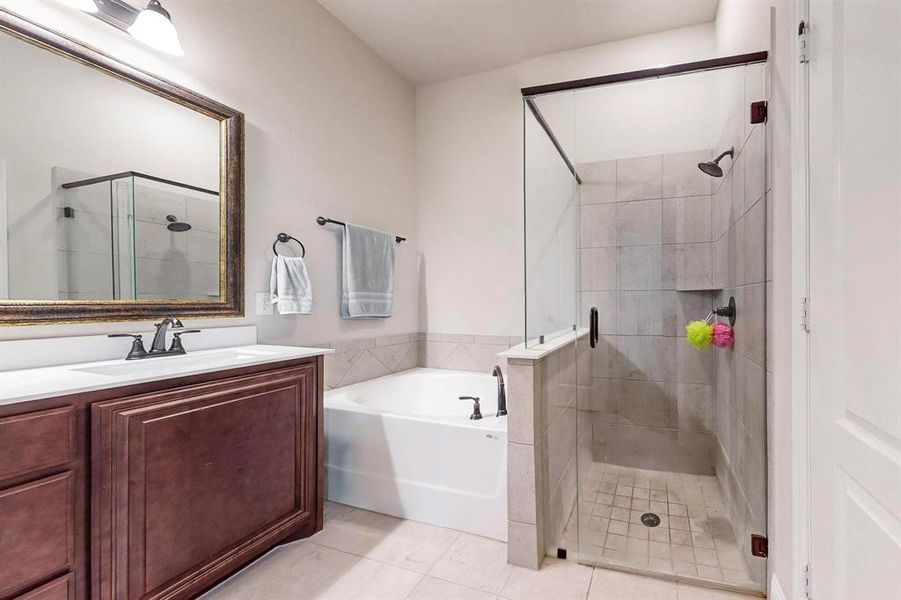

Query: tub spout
492,365,507,417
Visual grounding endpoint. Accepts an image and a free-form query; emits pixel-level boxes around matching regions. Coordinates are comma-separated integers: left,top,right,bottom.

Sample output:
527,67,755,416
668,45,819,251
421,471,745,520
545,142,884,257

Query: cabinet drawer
0,472,75,598
0,407,75,480
13,574,74,600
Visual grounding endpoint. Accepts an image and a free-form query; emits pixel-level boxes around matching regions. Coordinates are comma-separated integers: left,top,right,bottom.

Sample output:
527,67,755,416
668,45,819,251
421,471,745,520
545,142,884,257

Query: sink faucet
150,317,182,353
108,317,200,360
492,365,507,417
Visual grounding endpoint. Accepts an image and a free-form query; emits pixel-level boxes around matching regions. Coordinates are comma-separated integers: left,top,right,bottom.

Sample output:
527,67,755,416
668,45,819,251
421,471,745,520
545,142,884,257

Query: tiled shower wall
577,150,720,475
710,63,768,584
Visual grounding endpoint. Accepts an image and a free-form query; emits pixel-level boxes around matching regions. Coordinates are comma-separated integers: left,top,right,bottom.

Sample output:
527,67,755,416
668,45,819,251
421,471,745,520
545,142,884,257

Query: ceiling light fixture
127,0,184,56
57,0,184,57
57,0,99,13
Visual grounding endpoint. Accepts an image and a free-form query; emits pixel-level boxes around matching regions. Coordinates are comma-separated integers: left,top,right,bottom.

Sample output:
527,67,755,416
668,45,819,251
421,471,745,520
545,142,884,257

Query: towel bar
316,216,406,243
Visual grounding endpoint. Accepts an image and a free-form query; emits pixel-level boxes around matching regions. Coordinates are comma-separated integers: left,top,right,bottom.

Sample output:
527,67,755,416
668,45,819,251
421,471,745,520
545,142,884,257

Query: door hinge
804,564,813,598
750,534,768,557
750,100,768,124
800,297,811,332
799,20,810,63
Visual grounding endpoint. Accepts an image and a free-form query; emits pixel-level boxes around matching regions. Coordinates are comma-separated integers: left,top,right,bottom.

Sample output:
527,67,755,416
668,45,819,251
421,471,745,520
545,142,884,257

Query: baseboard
769,574,787,600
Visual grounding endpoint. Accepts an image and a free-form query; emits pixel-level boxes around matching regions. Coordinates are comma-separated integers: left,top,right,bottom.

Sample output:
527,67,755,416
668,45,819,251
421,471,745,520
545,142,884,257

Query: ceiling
318,0,720,85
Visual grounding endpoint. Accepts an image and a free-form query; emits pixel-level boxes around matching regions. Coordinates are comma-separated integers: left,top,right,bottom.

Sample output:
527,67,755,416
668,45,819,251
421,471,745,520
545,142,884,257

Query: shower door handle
589,306,598,348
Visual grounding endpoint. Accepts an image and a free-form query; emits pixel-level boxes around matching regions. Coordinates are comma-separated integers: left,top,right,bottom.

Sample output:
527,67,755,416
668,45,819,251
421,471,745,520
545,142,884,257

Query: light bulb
127,0,184,56
57,0,99,13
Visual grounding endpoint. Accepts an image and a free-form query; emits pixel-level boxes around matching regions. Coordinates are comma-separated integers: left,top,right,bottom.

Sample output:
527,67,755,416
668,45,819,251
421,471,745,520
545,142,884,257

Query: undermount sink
73,347,286,377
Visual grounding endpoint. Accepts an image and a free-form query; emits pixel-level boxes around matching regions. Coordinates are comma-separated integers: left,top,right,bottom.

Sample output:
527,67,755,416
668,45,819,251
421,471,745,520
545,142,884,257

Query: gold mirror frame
0,9,244,326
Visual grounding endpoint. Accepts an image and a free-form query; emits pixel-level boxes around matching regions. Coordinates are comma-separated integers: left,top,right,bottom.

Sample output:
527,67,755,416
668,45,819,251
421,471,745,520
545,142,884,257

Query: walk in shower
523,54,769,594
57,171,220,301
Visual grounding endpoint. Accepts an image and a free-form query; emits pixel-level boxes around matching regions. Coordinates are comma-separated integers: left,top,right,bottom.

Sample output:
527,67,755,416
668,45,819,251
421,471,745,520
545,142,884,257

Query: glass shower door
523,91,584,565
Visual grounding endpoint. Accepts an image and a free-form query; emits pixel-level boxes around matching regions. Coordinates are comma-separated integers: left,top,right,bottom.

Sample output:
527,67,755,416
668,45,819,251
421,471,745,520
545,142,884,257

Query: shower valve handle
459,396,482,420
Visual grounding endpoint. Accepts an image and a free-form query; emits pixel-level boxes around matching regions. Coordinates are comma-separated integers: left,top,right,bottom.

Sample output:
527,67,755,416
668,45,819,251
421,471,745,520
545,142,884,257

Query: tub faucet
492,365,507,417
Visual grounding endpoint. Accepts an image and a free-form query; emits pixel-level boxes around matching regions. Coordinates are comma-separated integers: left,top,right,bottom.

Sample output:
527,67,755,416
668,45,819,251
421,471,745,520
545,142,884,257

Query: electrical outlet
256,292,274,315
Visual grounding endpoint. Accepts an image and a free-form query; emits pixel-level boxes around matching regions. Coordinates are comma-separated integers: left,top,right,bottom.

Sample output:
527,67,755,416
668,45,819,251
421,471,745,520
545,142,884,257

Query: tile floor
201,501,759,600
559,463,757,591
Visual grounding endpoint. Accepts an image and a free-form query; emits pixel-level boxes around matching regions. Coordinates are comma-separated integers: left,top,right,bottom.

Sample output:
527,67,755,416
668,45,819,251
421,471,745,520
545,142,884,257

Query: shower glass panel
524,93,579,347
58,173,220,300
523,61,768,595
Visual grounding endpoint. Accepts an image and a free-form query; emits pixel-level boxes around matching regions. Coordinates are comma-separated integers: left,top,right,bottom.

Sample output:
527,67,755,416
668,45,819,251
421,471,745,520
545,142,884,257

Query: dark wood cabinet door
0,472,75,599
92,363,320,600
13,574,74,600
0,407,75,480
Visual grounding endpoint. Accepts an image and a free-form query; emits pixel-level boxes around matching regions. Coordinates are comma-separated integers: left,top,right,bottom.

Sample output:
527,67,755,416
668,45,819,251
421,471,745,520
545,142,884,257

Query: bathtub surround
321,332,520,390
418,333,519,373
320,333,420,390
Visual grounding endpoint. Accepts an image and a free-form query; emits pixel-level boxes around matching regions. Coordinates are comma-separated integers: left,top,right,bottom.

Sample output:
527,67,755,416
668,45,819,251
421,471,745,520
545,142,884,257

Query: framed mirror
0,9,244,325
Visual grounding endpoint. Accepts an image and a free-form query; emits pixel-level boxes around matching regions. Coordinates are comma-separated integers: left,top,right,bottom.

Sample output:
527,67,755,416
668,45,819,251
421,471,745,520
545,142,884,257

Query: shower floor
559,462,757,591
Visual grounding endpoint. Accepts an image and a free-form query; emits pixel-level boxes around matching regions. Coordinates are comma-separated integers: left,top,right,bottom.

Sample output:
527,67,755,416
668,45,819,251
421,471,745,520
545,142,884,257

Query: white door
808,1,901,598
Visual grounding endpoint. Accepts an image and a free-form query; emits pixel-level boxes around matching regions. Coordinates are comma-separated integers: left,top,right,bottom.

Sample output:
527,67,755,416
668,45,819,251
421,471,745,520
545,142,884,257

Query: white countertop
0,344,332,406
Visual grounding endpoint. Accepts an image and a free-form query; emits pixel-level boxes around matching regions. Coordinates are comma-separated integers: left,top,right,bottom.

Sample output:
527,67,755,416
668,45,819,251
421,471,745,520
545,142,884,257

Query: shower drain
640,512,661,527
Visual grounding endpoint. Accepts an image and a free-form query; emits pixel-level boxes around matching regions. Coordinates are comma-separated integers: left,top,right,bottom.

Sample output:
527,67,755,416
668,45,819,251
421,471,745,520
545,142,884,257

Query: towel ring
272,233,305,258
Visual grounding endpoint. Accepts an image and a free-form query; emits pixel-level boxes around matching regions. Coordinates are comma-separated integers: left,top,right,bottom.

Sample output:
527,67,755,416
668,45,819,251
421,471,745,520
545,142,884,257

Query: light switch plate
255,292,273,315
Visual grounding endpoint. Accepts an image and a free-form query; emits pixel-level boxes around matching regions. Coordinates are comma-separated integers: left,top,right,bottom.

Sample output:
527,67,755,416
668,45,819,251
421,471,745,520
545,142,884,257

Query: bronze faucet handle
169,329,201,353
108,333,147,360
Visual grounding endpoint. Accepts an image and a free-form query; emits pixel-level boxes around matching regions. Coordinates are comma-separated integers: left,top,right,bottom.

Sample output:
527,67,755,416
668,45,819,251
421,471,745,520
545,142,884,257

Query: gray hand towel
270,256,313,315
341,223,395,318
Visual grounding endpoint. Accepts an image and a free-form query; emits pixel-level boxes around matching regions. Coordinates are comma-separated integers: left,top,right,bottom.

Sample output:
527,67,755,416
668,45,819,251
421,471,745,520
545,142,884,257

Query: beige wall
415,24,717,339
0,0,418,344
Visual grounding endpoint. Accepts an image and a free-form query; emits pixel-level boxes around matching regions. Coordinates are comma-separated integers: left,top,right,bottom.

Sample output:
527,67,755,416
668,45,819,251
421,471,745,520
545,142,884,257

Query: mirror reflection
0,28,221,302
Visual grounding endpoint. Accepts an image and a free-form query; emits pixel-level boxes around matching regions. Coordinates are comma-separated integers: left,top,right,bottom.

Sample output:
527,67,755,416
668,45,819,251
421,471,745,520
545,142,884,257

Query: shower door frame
522,50,771,592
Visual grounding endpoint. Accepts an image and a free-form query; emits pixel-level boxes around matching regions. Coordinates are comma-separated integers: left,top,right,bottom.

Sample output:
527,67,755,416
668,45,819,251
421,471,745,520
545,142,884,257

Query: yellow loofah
685,320,714,349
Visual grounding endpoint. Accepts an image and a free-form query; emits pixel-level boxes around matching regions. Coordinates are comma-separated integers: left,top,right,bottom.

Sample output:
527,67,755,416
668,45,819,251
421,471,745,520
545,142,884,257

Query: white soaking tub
325,368,508,541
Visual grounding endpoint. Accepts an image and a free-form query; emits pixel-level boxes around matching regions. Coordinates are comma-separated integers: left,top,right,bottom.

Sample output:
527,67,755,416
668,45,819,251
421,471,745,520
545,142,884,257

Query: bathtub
325,368,508,541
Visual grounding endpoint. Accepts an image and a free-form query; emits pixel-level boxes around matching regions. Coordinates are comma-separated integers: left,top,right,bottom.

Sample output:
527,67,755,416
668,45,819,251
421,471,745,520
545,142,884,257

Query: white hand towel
270,256,312,315
341,223,395,318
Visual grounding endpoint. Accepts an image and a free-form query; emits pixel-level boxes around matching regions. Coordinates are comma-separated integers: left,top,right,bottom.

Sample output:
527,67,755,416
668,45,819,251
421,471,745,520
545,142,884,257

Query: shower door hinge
750,534,768,557
800,297,811,332
750,101,768,124
799,20,810,64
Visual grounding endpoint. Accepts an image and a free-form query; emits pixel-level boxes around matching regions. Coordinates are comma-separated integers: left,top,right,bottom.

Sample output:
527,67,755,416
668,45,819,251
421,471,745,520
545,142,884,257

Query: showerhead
166,214,192,232
697,147,735,178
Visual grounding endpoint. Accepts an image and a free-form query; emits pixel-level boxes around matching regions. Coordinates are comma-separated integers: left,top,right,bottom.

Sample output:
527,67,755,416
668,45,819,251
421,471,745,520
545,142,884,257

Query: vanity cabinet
0,355,324,600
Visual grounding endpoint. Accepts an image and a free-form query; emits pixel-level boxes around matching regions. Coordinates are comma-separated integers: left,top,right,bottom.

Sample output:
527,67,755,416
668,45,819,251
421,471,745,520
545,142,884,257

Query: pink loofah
712,322,734,347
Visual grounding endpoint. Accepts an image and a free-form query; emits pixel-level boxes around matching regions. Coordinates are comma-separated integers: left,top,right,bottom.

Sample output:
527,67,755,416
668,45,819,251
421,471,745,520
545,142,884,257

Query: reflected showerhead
697,147,735,178
166,214,191,232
